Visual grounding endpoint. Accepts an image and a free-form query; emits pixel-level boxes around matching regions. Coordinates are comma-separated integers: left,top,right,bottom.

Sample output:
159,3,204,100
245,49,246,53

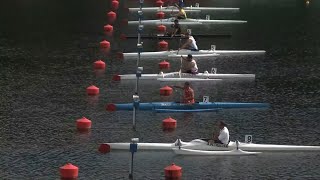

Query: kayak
128,18,247,25
103,139,320,152
172,148,261,156
124,34,232,39
156,78,223,82
106,102,270,112
114,72,255,81
118,48,266,59
128,6,240,13
129,7,201,13
154,108,222,113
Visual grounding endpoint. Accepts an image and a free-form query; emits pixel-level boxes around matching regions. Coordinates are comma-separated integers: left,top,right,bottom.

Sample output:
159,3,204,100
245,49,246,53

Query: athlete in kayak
170,19,181,37
174,4,187,19
179,32,198,51
172,82,195,104
180,54,198,74
209,121,230,145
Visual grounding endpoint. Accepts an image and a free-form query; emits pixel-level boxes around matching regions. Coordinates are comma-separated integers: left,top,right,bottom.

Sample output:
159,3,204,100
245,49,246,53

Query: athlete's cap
187,54,192,58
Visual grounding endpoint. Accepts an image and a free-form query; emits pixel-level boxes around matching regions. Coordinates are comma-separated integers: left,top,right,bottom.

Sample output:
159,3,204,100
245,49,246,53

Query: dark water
1,0,320,179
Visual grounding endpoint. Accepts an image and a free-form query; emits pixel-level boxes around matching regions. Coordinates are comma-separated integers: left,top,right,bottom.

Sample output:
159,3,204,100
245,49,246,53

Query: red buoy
120,33,127,40
99,144,111,153
111,0,119,10
107,11,117,23
160,86,173,96
156,11,165,19
103,24,113,36
86,85,99,95
159,60,170,69
94,60,106,70
158,40,169,50
155,0,164,7
60,163,79,179
112,74,121,81
100,40,110,49
164,163,182,179
76,117,92,131
162,117,177,130
157,25,167,34
106,103,117,111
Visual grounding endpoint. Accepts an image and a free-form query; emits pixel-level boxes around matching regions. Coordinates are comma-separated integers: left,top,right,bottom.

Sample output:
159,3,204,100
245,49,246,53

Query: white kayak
128,18,247,25
128,6,240,13
172,148,261,156
104,139,320,152
157,78,222,82
129,7,201,13
120,49,266,59
116,72,255,81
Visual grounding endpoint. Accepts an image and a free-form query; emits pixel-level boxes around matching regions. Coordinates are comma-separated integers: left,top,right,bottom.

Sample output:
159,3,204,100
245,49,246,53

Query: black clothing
172,23,181,35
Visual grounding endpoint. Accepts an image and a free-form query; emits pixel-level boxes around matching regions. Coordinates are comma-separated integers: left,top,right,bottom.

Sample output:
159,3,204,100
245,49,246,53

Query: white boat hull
167,53,220,58
104,139,320,152
128,18,247,25
129,6,240,13
157,78,222,82
173,148,261,156
122,49,265,59
118,72,255,80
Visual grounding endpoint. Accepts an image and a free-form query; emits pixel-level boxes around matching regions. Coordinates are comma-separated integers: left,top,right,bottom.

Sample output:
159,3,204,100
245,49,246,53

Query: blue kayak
106,102,270,113
154,108,222,113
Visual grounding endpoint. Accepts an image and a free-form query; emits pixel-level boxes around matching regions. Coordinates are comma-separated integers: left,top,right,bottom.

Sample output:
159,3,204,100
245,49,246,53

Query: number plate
245,135,252,143
203,96,209,103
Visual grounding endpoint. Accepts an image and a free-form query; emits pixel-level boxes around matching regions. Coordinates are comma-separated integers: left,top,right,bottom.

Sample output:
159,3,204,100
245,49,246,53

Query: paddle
236,140,239,150
177,38,182,54
177,38,182,78
175,138,182,149
179,55,183,78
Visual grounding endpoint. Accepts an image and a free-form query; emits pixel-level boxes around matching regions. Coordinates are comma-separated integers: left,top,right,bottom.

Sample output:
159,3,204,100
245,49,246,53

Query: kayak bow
128,18,247,25
103,139,320,152
106,102,270,112
115,72,255,81
154,108,222,113
118,49,265,59
124,34,232,39
128,6,240,13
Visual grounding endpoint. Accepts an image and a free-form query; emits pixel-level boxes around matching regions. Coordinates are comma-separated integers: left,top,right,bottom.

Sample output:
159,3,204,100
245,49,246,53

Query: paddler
174,3,187,19
172,82,195,104
180,54,198,74
179,32,198,51
209,121,230,145
170,19,182,37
